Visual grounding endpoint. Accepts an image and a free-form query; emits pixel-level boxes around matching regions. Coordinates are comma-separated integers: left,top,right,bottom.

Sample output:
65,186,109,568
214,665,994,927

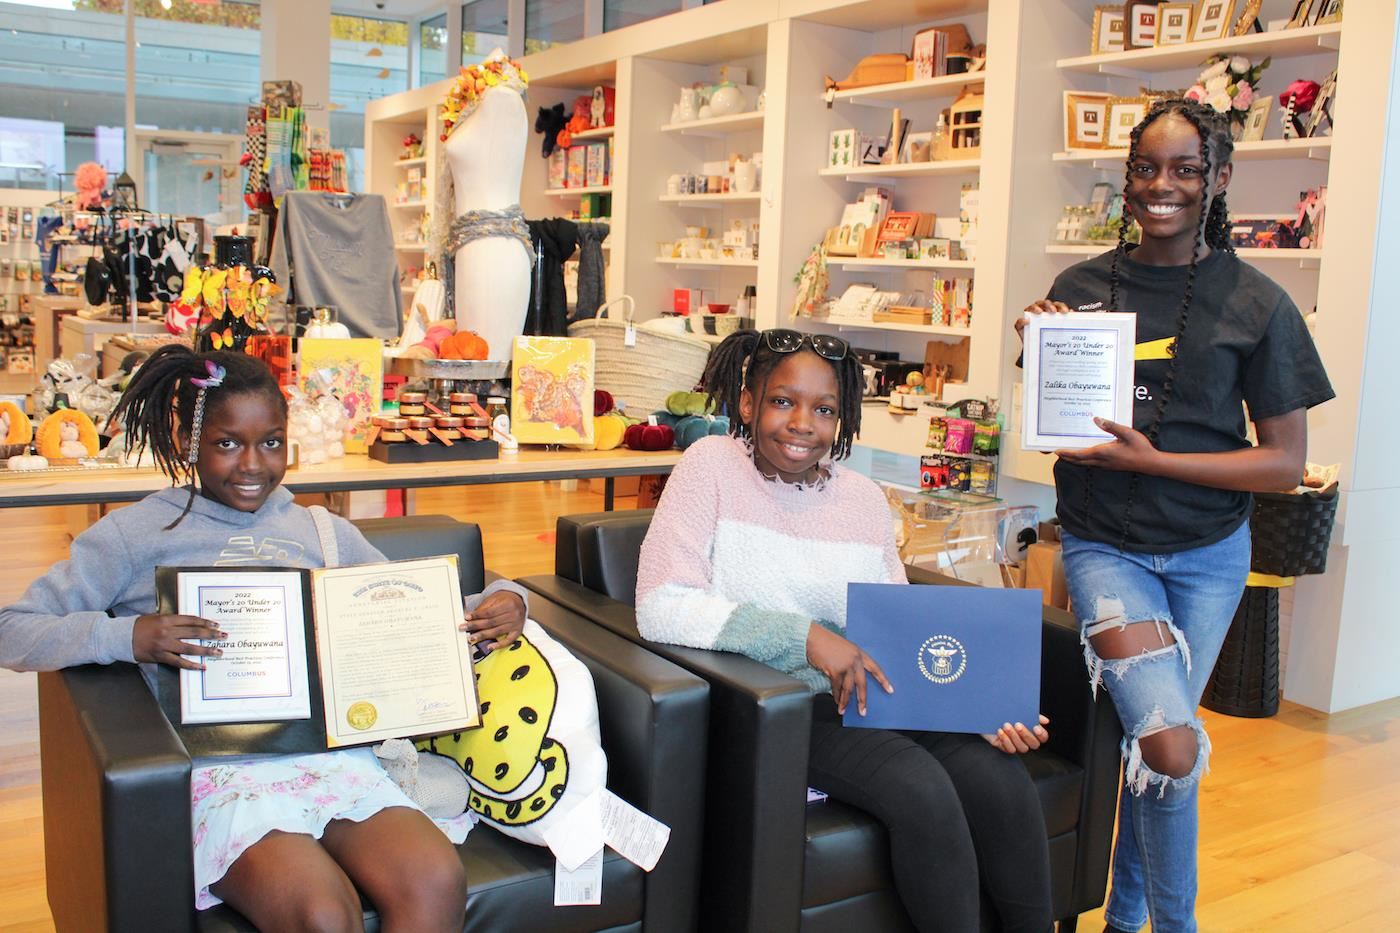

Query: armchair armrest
520,574,812,933
39,664,194,933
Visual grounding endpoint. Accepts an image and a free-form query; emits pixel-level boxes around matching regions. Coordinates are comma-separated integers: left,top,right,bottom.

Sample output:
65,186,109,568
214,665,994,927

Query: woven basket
1250,484,1339,577
1202,585,1280,719
568,296,712,417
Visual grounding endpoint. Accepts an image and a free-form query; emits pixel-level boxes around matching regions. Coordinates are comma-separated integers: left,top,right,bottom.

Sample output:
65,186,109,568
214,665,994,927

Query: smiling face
1125,112,1232,265
191,390,288,512
738,349,840,484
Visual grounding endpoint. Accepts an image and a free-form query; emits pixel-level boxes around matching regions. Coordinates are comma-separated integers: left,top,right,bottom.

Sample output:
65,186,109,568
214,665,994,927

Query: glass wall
604,0,685,32
331,14,410,194
525,0,585,54
419,12,448,87
461,0,508,66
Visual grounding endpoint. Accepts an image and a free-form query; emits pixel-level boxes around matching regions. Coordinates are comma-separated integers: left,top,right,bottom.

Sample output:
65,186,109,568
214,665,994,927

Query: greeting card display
510,336,595,446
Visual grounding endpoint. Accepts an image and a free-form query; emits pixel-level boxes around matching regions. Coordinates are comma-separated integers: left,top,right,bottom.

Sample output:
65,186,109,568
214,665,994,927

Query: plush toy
535,103,568,158
74,162,108,211
35,410,100,460
418,620,606,852
593,412,628,451
438,330,490,361
0,401,33,447
556,95,593,150
674,414,730,450
6,453,48,471
624,422,675,451
665,390,713,417
593,389,615,418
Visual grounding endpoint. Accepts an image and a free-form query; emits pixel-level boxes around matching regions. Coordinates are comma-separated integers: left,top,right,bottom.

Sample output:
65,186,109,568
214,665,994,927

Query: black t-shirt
1046,248,1334,554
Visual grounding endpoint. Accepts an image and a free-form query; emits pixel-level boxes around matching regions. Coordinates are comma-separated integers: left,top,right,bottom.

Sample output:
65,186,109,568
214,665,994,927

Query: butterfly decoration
179,265,205,305
226,265,251,320
208,327,236,351
249,275,281,324
201,268,229,316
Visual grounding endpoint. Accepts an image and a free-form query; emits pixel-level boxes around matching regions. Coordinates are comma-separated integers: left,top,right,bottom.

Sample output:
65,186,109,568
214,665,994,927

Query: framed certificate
1020,312,1136,452
153,556,479,756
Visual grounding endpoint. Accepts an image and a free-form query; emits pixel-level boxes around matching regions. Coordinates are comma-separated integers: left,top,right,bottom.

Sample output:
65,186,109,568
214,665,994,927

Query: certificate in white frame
1021,312,1137,452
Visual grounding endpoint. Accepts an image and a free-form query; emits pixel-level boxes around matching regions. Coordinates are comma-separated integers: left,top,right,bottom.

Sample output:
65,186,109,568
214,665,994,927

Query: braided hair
112,345,286,528
1097,97,1236,548
701,329,865,460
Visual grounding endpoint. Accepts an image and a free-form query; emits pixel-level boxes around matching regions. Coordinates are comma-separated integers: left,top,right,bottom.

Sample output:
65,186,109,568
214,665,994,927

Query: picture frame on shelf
1191,0,1235,42
1107,97,1150,148
1064,91,1114,150
1155,4,1195,44
1304,70,1337,138
1123,2,1160,49
1241,95,1272,141
1232,0,1264,34
1286,0,1316,29
1314,0,1343,26
1092,6,1127,54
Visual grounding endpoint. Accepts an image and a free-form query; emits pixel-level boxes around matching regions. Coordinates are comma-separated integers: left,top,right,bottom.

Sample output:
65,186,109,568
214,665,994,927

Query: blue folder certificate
842,583,1041,734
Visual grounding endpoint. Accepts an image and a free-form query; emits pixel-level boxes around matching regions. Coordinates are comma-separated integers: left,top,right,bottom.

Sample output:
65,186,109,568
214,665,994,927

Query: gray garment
269,191,403,339
0,486,529,673
574,221,610,320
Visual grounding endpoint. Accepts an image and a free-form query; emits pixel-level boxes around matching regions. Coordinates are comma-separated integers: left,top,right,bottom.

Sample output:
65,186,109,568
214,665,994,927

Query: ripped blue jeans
1061,521,1250,933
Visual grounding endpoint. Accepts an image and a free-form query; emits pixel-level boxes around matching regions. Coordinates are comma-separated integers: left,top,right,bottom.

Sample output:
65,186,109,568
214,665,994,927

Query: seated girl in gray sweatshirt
0,346,525,930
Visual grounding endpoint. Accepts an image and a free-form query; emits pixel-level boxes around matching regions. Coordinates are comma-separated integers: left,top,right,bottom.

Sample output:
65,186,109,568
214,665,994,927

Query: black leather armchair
520,511,1123,933
38,515,709,933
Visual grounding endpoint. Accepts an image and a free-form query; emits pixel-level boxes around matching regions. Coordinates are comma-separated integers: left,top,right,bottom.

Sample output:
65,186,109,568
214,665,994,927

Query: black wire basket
1249,483,1339,577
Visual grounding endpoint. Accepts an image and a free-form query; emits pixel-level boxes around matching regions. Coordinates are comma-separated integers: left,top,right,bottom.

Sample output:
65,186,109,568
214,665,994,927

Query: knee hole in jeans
1125,714,1211,797
1081,610,1194,697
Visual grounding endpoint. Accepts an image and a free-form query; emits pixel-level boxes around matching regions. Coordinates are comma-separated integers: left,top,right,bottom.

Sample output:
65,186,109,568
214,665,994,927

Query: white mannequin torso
443,85,531,361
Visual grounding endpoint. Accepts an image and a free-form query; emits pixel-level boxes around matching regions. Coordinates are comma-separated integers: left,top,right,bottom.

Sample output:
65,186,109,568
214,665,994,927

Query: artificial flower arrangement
1185,54,1270,133
439,57,529,142
400,133,423,160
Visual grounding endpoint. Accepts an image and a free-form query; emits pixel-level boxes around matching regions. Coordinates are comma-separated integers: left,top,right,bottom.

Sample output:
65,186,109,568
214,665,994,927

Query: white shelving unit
1054,137,1334,165
835,257,976,271
1056,22,1343,74
660,111,766,136
819,159,981,180
659,192,762,206
827,69,988,107
811,318,973,337
654,257,760,268
543,185,613,197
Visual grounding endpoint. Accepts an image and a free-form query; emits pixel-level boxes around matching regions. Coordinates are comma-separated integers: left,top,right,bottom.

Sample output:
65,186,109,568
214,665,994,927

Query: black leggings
808,693,1053,933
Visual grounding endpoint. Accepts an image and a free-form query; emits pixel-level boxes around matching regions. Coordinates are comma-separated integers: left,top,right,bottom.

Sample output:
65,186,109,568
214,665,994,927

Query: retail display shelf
820,159,980,181
570,125,616,141
827,70,989,107
1045,244,1322,267
654,257,758,268
659,192,761,206
544,185,613,197
835,258,976,271
808,318,972,337
660,111,765,136
392,200,426,209
1057,23,1342,76
1054,137,1333,165
394,157,427,168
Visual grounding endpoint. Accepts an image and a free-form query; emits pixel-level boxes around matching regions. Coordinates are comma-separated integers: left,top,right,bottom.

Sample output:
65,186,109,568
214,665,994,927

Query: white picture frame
1155,3,1195,44
1021,312,1138,452
1125,2,1160,48
1107,97,1150,148
1192,0,1236,41
1241,95,1272,141
1092,6,1126,54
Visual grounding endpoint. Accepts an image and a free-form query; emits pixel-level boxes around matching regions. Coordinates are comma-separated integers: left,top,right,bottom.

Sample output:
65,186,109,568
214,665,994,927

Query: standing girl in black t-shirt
1018,99,1333,932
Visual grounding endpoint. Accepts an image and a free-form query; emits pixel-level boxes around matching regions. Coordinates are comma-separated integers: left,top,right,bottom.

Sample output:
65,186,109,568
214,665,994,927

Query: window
419,13,448,87
332,14,410,194
133,2,261,136
461,0,508,66
604,0,684,32
525,0,585,53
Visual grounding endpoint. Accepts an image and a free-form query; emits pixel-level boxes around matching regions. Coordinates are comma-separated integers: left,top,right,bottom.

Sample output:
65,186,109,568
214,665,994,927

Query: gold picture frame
1315,0,1343,26
1107,96,1151,149
1155,3,1196,44
1286,0,1316,29
1232,0,1265,34
1241,95,1272,142
1064,91,1115,150
1092,5,1127,54
1123,1,1160,49
1192,0,1236,42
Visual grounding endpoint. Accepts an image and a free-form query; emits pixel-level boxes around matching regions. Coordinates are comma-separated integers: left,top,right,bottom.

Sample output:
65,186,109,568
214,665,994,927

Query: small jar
405,416,435,431
484,397,510,436
434,415,464,440
379,417,408,443
463,415,490,441
448,391,477,416
398,391,427,416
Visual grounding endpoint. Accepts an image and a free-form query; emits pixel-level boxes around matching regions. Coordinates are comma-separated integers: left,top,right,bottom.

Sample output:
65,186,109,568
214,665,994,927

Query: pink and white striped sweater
635,434,907,693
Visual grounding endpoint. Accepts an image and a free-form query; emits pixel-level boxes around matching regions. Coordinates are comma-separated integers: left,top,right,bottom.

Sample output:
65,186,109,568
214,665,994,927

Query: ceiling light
160,0,173,9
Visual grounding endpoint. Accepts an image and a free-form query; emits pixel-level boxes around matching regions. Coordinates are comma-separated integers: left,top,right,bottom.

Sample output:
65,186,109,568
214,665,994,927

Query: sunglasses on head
760,329,850,361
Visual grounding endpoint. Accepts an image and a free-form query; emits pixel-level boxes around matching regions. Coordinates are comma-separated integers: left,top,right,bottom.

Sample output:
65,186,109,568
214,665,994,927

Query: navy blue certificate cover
842,583,1041,734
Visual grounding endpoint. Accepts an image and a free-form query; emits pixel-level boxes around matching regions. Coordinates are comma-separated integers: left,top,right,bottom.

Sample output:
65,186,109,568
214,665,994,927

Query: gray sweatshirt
0,486,527,673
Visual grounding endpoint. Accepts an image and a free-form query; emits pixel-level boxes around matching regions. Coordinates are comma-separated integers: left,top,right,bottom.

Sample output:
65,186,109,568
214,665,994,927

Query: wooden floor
1,482,1398,931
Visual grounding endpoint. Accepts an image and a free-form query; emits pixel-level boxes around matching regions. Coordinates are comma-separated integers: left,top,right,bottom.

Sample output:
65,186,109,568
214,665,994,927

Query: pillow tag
624,323,637,347
647,414,658,427
554,849,603,906
602,789,671,872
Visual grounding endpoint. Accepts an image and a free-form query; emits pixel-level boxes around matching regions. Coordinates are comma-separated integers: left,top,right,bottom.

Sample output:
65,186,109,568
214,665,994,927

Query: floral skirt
191,747,474,910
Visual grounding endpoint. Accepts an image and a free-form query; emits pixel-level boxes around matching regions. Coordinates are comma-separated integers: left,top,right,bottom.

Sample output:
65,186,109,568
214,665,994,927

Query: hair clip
191,360,226,389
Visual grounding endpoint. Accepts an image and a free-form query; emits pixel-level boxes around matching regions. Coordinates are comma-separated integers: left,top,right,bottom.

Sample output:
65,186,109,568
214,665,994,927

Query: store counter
0,447,682,511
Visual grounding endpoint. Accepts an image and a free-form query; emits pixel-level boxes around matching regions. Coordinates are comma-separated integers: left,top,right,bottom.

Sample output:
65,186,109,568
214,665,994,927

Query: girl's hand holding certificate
1055,416,1158,474
461,591,526,653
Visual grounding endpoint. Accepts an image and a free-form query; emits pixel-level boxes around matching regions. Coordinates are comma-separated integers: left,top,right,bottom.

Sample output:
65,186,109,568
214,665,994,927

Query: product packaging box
1024,541,1069,610
585,142,608,188
566,147,587,188
547,149,568,189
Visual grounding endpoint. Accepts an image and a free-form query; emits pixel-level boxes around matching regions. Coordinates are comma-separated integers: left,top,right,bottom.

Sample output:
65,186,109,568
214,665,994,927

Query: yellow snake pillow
419,619,606,845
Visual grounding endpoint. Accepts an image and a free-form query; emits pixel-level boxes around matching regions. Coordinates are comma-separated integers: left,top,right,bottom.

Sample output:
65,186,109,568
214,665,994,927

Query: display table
59,314,167,362
0,447,682,511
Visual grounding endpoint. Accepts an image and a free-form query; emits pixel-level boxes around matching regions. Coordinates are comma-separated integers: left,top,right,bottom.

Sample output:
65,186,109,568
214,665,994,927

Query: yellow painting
297,338,383,454
510,336,595,446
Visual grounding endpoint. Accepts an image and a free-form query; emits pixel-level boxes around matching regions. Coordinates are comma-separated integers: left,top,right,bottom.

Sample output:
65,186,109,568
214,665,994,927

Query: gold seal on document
346,701,378,731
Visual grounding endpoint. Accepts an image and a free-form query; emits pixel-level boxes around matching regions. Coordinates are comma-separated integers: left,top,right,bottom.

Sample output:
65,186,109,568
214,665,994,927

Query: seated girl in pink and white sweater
636,329,1054,933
